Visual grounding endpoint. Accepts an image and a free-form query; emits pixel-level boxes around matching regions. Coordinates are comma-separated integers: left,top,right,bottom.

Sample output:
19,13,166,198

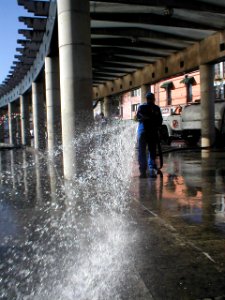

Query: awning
160,81,175,89
180,76,196,85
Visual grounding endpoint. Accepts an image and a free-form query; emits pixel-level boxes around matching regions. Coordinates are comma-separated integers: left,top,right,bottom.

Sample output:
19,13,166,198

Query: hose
156,137,225,171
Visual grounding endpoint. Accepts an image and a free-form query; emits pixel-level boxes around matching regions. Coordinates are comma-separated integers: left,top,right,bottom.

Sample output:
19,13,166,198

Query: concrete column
32,81,46,150
103,96,111,118
45,56,62,153
0,110,5,143
20,94,31,146
141,84,150,104
57,0,93,179
14,104,21,145
200,64,215,148
8,102,17,145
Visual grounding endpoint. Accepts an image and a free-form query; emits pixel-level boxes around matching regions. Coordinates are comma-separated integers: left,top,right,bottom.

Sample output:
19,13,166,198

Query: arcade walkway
0,145,225,300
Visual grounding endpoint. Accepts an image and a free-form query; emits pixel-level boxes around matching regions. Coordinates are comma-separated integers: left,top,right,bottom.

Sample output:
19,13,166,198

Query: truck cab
160,100,225,146
181,99,225,145
160,105,184,144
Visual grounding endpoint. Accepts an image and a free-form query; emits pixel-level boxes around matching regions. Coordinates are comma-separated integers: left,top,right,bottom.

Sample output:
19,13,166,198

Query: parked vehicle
160,105,184,144
160,100,225,145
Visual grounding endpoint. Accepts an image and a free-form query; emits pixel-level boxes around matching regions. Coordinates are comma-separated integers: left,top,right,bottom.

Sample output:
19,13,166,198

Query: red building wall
154,70,200,107
121,91,141,120
121,70,201,120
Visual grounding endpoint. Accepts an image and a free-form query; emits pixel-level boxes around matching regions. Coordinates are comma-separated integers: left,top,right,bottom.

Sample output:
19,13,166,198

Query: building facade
120,63,225,120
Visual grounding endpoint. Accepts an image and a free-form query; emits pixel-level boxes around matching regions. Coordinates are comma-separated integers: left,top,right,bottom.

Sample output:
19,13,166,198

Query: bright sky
0,0,31,84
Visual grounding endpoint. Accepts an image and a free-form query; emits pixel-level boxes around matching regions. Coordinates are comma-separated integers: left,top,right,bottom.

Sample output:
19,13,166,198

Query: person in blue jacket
137,92,162,178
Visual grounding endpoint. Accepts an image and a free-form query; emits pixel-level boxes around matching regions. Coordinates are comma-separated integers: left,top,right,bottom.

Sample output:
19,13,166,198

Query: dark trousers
138,132,157,173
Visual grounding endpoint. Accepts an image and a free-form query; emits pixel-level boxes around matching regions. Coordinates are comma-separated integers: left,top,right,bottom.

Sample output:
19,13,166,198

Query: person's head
145,92,155,104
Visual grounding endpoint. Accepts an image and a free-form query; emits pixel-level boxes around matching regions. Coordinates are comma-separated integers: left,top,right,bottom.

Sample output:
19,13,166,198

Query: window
160,81,174,105
131,89,141,97
167,89,172,105
186,83,193,102
131,103,140,112
180,76,196,103
215,64,221,80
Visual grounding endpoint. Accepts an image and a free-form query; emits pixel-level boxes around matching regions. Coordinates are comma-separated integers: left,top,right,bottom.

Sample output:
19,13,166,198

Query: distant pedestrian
136,92,162,178
95,112,107,126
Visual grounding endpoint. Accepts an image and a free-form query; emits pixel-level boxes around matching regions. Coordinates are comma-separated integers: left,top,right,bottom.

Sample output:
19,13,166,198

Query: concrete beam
17,40,41,51
19,17,47,30
18,29,44,42
91,13,222,31
18,0,50,17
94,0,225,14
16,48,37,58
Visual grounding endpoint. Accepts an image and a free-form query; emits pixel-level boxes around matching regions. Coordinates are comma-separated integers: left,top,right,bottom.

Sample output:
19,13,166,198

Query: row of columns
3,60,61,152
0,0,216,179
20,94,30,146
200,64,215,148
0,64,216,176
0,0,94,180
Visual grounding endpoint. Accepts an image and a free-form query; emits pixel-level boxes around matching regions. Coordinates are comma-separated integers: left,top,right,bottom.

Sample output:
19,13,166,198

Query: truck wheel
160,126,171,145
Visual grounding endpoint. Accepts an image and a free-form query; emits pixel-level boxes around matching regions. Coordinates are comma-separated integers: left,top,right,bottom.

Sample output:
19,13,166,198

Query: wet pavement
131,149,225,300
0,144,225,299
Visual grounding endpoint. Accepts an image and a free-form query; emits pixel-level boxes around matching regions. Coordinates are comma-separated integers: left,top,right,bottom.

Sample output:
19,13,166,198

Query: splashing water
0,120,145,300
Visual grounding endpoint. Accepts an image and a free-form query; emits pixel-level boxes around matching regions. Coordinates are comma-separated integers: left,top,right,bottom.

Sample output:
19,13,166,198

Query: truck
160,105,184,144
160,99,225,145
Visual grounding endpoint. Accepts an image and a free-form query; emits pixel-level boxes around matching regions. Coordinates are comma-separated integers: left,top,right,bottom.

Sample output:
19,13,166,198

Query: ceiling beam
92,46,165,58
91,37,182,50
91,13,222,30
18,29,44,42
94,68,126,73
94,75,117,80
19,16,47,30
94,55,154,65
94,67,135,73
91,27,198,42
17,40,41,51
16,48,37,57
92,0,225,14
18,0,50,17
92,61,144,69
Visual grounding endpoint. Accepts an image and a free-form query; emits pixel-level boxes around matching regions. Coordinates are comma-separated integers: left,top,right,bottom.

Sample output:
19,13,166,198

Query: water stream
0,120,143,300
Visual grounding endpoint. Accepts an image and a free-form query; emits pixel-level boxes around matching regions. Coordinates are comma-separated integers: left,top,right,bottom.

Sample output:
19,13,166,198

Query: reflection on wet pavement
132,151,225,229
0,147,225,299
131,150,225,299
